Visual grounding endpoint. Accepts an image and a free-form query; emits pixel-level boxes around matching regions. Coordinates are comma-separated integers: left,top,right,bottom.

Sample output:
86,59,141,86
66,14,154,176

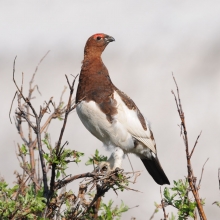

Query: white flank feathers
76,91,157,158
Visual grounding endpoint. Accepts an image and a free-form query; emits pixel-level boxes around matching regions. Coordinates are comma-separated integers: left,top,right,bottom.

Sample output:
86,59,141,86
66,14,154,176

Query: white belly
76,100,134,151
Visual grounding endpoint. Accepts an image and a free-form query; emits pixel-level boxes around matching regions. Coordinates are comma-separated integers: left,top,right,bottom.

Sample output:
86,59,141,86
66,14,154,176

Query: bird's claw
95,161,112,173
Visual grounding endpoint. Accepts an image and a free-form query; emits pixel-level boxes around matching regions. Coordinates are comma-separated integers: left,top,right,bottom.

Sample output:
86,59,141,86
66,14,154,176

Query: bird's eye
96,36,101,40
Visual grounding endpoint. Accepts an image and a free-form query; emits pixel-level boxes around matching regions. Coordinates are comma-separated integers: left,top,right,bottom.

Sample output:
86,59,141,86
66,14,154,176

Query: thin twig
65,75,72,90
54,172,97,189
21,72,24,93
149,205,159,220
190,131,202,159
218,168,220,190
16,143,40,190
172,73,183,113
13,57,26,101
31,50,50,86
15,114,29,146
126,154,135,176
9,91,17,124
16,110,36,132
69,98,84,112
56,74,79,152
160,187,167,220
29,113,57,150
59,86,67,105
197,158,209,190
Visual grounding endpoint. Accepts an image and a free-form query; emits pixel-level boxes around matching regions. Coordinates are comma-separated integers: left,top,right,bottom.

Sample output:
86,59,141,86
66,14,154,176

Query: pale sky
1,1,220,219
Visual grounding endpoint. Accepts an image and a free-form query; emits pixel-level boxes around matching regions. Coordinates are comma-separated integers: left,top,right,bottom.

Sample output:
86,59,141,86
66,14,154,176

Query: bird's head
84,33,115,58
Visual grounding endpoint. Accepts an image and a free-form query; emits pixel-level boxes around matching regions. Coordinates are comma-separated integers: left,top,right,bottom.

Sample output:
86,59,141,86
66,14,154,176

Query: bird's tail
141,157,170,185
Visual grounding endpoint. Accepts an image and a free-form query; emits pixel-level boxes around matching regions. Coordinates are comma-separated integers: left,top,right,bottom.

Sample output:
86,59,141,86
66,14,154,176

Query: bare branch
190,131,202,159
172,75,207,220
149,204,159,220
21,72,24,93
16,144,40,190
40,97,53,119
9,91,18,124
56,74,78,152
160,187,167,220
172,73,183,113
48,74,79,202
16,109,36,132
219,168,220,190
30,50,50,88
69,96,85,112
65,74,72,90
198,158,209,190
32,85,42,96
59,86,67,105
13,56,49,198
26,52,49,190
15,117,28,146
13,57,26,101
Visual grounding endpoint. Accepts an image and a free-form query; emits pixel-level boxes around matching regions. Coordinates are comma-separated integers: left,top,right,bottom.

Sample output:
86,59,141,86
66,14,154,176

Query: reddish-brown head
84,33,115,58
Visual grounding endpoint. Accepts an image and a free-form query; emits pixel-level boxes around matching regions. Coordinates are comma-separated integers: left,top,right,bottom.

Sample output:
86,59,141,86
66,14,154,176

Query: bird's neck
76,55,112,103
84,45,103,60
81,55,106,74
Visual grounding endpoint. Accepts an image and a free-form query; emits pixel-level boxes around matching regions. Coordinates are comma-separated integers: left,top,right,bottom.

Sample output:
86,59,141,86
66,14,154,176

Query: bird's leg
97,147,124,172
108,147,124,169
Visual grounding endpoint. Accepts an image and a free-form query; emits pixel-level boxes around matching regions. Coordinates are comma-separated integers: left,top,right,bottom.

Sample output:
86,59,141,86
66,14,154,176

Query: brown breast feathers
76,58,147,131
76,58,117,123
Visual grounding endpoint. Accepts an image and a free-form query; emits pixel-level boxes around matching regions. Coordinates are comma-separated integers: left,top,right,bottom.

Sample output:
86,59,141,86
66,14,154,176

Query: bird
75,33,170,185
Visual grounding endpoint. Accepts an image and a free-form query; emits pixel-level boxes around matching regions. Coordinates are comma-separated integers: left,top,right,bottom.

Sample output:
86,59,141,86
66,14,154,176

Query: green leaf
21,144,28,156
85,149,107,166
213,201,220,207
161,179,200,220
98,199,129,219
85,158,93,166
169,212,176,220
164,187,171,201
42,138,52,150
56,170,60,179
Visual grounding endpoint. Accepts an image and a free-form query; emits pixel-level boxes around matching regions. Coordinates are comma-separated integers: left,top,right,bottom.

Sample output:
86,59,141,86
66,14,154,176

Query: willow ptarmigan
76,33,170,185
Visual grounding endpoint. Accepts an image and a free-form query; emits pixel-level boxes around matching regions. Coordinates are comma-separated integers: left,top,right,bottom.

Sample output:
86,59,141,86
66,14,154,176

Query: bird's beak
105,35,115,43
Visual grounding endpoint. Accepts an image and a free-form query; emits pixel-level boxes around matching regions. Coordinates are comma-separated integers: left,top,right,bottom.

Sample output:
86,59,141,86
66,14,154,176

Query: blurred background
1,1,220,219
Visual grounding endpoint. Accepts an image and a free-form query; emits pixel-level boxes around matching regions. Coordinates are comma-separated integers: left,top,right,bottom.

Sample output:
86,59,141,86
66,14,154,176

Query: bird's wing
113,89,157,154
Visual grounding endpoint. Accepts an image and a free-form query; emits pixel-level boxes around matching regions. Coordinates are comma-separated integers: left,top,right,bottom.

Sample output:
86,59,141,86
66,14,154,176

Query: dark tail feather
141,157,170,185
